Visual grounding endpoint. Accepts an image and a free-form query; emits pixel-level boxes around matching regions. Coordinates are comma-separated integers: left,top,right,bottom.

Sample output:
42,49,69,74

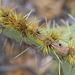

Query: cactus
0,6,75,75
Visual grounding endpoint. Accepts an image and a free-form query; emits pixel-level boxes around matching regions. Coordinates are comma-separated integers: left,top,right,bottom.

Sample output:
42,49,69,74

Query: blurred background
0,0,75,75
